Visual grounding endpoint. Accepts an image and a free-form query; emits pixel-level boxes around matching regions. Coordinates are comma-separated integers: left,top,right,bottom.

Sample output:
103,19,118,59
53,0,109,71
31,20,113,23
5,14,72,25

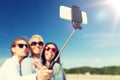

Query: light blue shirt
0,56,36,80
21,57,66,80
51,63,66,80
21,57,39,75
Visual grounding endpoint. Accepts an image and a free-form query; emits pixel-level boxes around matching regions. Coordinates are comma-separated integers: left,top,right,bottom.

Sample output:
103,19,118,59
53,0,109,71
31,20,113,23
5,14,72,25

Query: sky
0,0,120,69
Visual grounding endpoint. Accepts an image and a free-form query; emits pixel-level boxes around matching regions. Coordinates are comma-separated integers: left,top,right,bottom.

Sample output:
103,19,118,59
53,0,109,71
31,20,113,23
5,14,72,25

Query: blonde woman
21,34,44,75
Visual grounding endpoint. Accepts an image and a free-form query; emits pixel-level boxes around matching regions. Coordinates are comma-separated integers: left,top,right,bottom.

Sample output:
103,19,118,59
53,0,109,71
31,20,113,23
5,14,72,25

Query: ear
11,47,15,53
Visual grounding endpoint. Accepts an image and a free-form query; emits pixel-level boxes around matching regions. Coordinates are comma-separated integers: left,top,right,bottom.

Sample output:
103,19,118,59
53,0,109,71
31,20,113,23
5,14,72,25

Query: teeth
35,48,40,50
48,53,52,58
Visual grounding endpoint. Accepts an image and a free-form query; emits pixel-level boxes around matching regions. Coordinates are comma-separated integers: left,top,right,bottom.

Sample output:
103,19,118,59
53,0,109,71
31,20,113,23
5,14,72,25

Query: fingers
36,66,53,80
41,66,53,76
33,60,43,69
33,60,53,80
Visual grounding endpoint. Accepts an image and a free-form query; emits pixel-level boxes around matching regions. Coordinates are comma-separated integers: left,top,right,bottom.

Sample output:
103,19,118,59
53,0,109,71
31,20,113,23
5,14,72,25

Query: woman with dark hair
41,42,66,80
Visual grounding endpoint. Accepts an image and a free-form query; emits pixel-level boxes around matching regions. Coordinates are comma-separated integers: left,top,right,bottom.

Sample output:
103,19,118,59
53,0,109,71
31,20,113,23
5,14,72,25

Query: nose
23,46,27,48
35,43,40,47
49,49,53,53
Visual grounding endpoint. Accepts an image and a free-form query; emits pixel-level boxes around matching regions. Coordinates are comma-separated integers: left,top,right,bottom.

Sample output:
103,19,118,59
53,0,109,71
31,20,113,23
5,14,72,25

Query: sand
66,74,120,80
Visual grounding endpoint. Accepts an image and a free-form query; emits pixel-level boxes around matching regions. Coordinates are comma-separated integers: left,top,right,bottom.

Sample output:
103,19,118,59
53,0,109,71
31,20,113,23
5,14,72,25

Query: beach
66,74,120,80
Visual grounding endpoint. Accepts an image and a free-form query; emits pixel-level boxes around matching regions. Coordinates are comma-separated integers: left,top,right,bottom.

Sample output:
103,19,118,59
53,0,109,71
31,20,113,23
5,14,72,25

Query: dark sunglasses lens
38,42,43,46
31,41,43,46
46,47,50,51
18,44,28,48
18,44,24,48
25,44,28,48
45,47,56,52
31,42,37,46
52,48,56,52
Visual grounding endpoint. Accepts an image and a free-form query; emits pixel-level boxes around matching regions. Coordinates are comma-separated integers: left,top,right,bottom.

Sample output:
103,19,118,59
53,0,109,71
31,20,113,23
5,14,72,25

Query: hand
36,66,53,80
34,60,53,80
33,59,43,69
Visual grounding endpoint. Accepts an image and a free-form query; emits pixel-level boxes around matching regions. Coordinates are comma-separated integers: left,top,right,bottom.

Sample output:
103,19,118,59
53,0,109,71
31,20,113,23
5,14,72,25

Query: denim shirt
21,57,66,80
50,63,66,80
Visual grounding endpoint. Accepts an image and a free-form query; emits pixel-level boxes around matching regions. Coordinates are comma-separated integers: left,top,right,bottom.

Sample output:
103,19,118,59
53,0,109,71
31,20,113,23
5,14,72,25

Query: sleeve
53,63,66,80
21,58,33,76
0,59,37,80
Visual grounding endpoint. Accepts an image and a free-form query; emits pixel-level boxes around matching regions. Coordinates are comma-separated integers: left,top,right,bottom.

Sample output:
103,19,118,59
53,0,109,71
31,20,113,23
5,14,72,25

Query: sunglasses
17,44,28,48
45,47,57,53
31,41,43,46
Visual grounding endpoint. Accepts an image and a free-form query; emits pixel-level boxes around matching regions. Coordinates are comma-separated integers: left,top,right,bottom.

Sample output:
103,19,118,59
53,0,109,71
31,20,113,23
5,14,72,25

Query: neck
46,61,51,68
14,55,23,64
32,54,40,58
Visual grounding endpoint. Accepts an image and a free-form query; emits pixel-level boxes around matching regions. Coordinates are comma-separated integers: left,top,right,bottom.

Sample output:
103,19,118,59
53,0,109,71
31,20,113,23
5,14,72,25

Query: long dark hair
41,42,60,65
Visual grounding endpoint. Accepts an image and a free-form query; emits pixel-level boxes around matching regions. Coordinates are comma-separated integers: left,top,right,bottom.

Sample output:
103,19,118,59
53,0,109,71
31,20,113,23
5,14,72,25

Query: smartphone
60,5,88,24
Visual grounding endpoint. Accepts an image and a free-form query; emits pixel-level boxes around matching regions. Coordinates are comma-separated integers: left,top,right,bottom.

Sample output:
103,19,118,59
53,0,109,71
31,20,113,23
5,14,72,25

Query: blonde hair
29,34,44,44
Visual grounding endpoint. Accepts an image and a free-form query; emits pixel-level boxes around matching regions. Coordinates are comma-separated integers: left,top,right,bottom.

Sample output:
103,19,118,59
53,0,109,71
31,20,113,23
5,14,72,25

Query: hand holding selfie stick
49,5,88,69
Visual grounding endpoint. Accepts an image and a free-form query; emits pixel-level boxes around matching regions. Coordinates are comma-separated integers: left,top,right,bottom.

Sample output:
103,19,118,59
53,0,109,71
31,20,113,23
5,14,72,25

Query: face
30,37,44,55
12,40,29,58
44,44,57,61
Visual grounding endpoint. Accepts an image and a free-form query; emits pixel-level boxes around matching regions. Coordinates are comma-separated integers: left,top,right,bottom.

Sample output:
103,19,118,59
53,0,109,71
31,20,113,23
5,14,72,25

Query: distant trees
64,66,120,75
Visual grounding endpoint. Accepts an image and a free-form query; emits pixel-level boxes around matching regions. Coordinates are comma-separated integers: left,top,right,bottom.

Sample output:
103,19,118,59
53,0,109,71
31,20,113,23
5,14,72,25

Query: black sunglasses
17,44,28,48
45,47,57,53
31,41,43,46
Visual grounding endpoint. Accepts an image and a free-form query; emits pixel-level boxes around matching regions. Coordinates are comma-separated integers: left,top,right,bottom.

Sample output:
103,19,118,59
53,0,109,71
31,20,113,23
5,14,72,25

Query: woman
41,42,66,80
21,34,44,75
0,37,52,80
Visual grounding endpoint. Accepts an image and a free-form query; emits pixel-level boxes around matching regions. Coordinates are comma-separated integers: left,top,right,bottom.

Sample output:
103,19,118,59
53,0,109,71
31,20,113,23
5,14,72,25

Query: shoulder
4,57,16,64
23,57,32,62
0,57,17,70
53,63,63,70
1,58,11,66
5,56,19,64
21,57,33,65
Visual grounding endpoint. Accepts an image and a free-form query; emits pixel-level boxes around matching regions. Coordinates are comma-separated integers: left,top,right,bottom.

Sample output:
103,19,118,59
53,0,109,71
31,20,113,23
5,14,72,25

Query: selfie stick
49,5,86,69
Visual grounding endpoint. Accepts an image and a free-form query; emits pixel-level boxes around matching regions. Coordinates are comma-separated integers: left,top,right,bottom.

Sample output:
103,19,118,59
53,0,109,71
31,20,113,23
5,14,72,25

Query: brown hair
10,37,29,56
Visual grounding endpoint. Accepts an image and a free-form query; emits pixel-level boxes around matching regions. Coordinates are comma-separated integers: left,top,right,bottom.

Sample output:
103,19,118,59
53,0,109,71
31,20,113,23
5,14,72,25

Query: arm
34,60,53,80
52,63,66,80
21,58,33,76
0,59,36,80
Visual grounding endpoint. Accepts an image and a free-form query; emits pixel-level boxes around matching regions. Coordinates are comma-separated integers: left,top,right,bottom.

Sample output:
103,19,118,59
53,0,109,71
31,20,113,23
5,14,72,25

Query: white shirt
0,56,36,80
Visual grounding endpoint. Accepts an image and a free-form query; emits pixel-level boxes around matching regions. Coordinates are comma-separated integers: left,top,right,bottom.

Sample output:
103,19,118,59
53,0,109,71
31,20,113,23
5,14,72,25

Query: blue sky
0,0,120,69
